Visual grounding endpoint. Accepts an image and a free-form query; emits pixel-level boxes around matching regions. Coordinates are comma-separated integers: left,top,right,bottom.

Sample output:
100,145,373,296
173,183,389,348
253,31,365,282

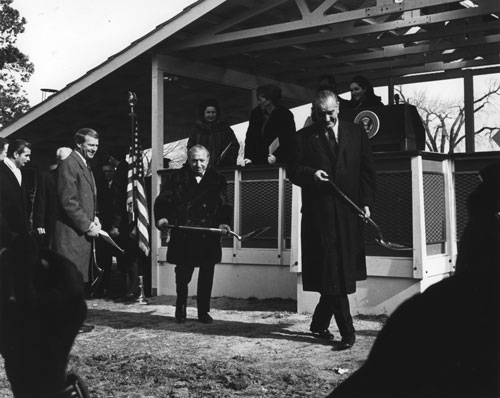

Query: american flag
126,117,150,256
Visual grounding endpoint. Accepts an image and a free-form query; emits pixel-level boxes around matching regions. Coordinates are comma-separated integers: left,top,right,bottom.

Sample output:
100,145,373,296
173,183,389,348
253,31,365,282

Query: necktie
327,128,338,154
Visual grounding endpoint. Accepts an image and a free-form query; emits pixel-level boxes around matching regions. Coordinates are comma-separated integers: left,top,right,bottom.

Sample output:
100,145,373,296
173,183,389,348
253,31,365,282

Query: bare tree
396,80,500,153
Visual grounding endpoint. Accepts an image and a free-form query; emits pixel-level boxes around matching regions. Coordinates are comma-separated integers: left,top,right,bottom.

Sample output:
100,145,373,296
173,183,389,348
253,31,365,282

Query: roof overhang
1,0,499,167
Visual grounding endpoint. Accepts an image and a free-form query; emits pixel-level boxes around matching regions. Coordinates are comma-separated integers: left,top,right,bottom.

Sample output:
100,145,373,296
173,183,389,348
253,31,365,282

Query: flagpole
127,91,149,305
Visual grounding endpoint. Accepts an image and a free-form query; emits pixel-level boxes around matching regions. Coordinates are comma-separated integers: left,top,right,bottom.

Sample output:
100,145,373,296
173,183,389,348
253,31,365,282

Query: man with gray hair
287,90,376,350
154,145,232,324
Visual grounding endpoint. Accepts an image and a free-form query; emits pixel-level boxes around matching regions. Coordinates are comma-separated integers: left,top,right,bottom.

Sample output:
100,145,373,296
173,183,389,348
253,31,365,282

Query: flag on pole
126,117,150,256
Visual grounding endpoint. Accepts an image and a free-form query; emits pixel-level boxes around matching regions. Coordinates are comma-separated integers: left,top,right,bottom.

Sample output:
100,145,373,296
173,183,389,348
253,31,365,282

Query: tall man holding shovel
154,145,232,324
287,90,376,350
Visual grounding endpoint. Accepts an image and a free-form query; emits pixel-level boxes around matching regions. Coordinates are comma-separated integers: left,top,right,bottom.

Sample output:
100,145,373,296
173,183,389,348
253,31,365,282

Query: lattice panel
221,181,235,248
284,179,293,249
454,172,480,239
241,180,278,248
423,172,446,244
366,172,413,252
226,181,234,216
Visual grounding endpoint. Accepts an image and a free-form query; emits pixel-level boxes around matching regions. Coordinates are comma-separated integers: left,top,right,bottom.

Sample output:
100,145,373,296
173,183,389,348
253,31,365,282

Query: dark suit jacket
32,168,58,244
244,105,296,164
0,161,29,247
287,120,376,294
52,151,96,282
96,179,113,232
154,165,232,267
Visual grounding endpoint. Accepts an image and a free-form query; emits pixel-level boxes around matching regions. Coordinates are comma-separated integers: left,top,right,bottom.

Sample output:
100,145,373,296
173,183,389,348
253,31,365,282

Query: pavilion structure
1,0,499,314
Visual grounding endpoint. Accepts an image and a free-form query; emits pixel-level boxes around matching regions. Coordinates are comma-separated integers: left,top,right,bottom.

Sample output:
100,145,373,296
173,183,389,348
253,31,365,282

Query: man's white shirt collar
325,121,339,141
332,121,339,141
4,157,22,186
75,150,87,166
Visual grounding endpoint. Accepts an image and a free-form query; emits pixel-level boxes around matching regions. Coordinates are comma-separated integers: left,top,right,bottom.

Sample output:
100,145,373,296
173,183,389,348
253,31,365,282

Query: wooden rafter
261,35,500,74
181,2,500,59
295,50,500,79
258,20,499,64
195,0,289,38
172,0,485,50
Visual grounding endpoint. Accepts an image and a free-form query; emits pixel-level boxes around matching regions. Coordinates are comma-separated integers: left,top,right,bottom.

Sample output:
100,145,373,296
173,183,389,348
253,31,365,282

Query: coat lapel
337,120,351,160
72,151,96,195
0,162,22,190
310,125,335,164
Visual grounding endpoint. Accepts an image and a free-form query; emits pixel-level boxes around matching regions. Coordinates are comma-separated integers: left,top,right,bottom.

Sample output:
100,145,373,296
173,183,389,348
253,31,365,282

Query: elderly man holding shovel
154,145,232,324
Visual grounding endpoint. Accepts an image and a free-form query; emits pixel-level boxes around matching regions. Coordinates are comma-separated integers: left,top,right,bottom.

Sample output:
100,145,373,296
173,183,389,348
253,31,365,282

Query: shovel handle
164,224,228,235
326,180,367,217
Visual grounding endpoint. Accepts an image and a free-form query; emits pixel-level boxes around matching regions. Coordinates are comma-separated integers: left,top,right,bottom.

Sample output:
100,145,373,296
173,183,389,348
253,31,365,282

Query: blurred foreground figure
328,162,500,398
0,234,89,397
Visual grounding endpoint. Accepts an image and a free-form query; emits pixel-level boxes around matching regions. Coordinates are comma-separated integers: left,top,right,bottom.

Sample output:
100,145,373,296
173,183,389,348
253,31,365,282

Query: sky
13,0,197,106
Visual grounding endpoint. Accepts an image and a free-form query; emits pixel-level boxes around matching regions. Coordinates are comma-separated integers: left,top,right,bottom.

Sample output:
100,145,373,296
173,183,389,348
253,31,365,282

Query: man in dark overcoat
52,129,101,289
287,90,376,349
0,139,32,248
154,145,232,324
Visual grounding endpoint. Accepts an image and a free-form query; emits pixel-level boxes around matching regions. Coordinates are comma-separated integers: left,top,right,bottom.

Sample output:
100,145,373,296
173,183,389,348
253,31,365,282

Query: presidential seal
354,110,380,139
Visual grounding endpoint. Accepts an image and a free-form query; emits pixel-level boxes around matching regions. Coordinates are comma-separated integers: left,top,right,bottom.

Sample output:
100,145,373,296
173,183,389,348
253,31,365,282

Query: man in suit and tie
52,129,101,294
0,139,32,247
287,90,376,350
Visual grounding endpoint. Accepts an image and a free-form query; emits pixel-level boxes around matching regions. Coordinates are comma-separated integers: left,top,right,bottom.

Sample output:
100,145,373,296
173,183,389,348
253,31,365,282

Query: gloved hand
156,218,169,231
218,224,232,235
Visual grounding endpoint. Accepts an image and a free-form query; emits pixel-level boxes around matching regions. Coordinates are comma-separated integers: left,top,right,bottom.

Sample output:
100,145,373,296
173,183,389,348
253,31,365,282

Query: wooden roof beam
257,20,499,63
172,0,464,50
354,58,500,84
262,34,500,73
192,0,289,38
184,1,500,58
288,58,498,89
298,47,500,77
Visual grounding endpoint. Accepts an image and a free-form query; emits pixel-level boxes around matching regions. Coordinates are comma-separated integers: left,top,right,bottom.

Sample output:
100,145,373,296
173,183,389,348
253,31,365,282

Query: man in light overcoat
52,128,101,289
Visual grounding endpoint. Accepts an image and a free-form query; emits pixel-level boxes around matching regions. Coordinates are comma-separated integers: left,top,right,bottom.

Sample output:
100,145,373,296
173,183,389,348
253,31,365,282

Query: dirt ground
0,295,387,397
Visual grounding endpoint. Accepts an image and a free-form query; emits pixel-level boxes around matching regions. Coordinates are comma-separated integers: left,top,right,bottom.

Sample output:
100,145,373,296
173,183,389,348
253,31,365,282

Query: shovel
163,225,271,242
326,180,412,251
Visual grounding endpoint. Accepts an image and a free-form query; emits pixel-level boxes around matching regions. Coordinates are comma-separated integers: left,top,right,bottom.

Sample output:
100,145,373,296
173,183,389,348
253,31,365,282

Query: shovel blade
239,226,271,241
376,238,413,251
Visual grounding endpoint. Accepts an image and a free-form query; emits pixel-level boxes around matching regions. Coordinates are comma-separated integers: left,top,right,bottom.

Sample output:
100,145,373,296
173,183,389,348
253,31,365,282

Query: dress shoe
175,304,187,323
198,312,213,324
338,335,355,350
310,327,335,341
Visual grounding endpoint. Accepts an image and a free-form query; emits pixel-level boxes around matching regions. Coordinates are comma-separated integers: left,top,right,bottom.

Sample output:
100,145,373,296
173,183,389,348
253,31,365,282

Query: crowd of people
1,74,497,397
